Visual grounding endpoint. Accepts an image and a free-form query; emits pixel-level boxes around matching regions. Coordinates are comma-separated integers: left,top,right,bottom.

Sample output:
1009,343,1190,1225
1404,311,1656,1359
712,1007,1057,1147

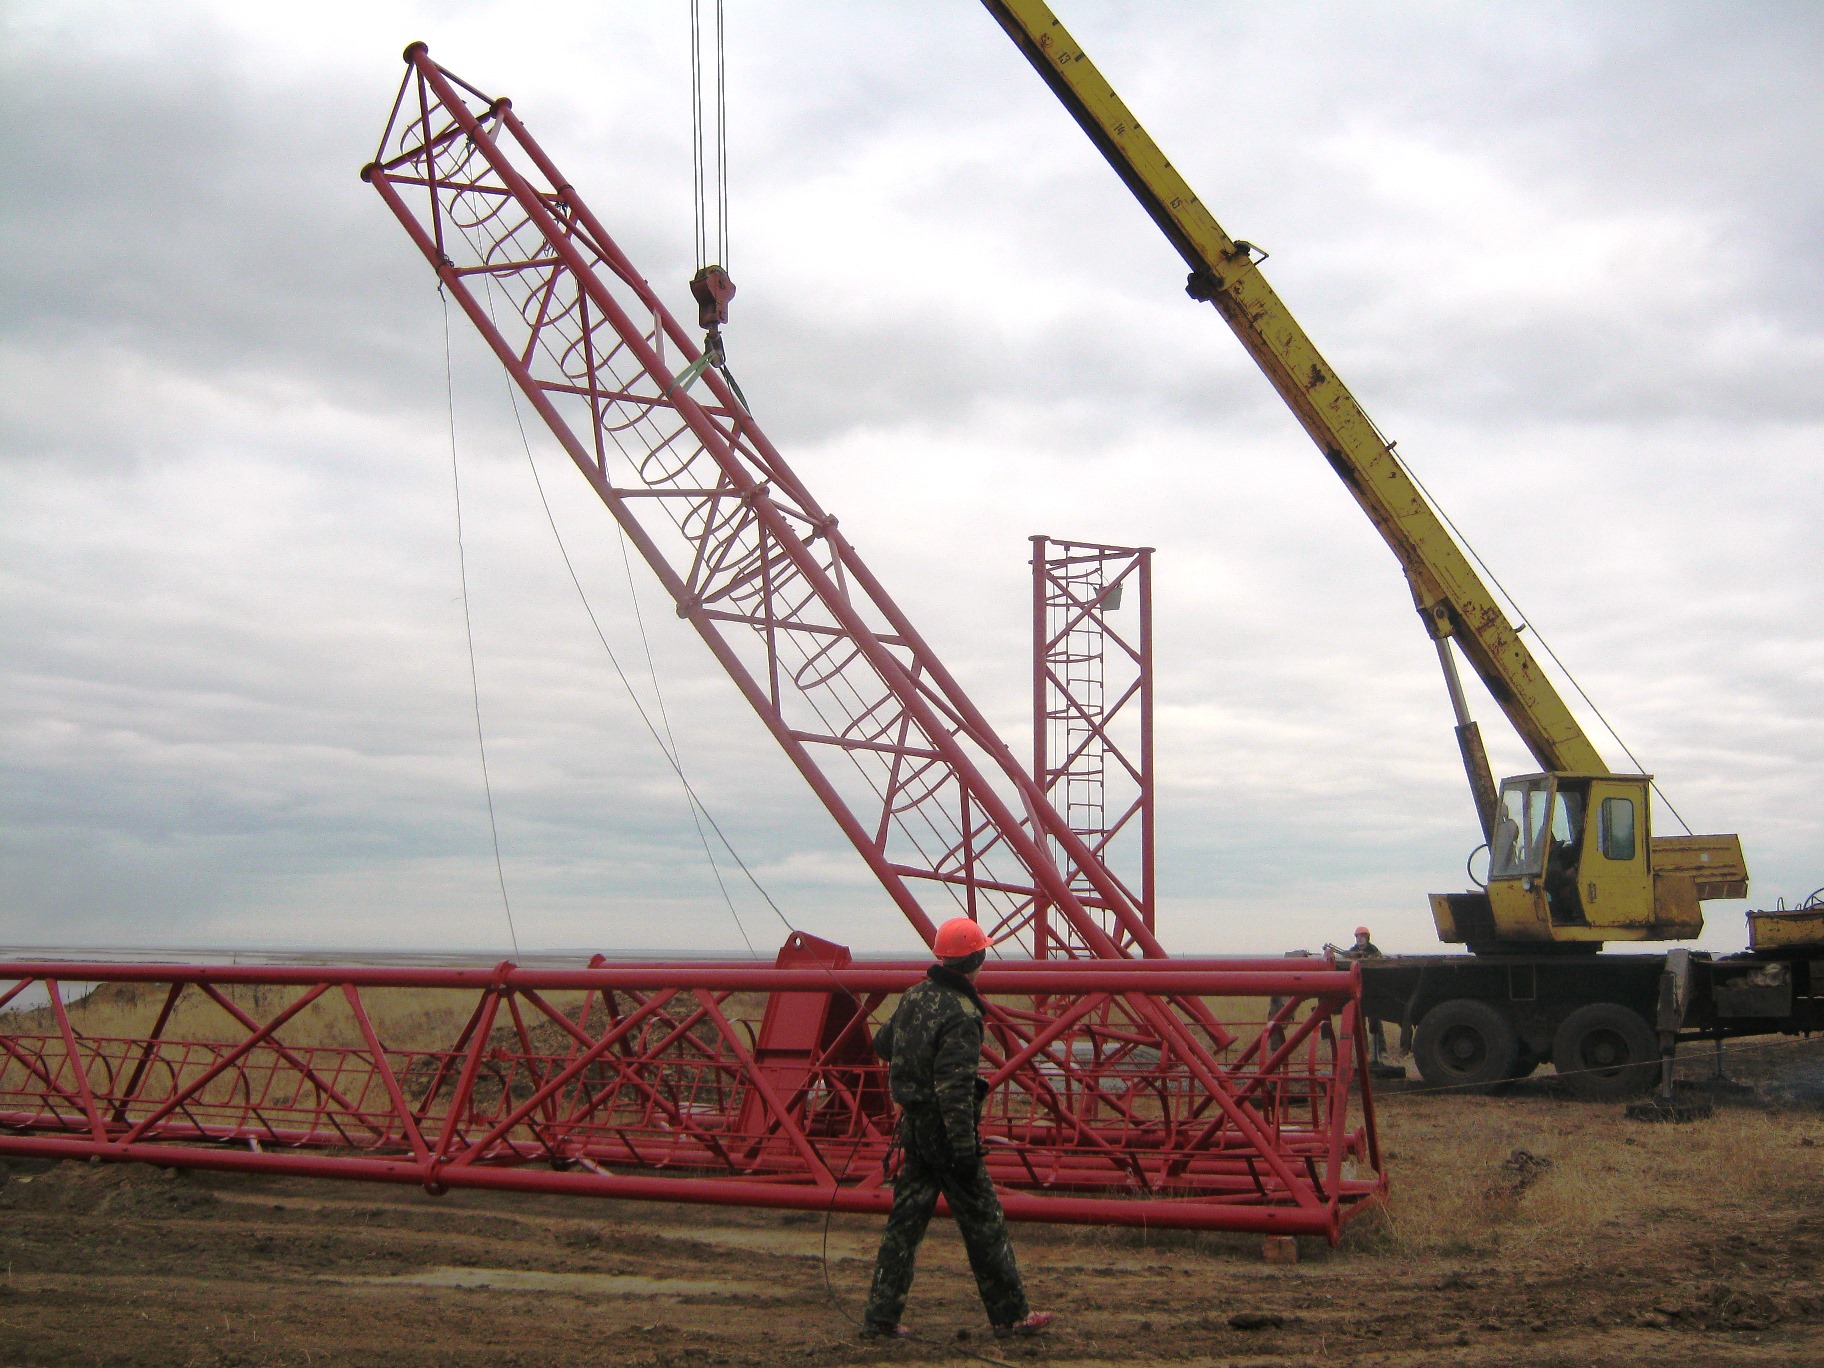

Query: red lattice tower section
0,47,1387,1242
1032,537,1154,955
0,946,1382,1238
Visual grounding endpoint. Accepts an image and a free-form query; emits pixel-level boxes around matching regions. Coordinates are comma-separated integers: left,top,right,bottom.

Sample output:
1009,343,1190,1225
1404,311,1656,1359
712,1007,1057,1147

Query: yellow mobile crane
983,0,1748,953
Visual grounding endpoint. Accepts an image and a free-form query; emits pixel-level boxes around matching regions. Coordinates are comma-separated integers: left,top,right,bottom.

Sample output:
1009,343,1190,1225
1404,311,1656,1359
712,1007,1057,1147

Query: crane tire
1551,1003,1659,1100
1412,999,1519,1094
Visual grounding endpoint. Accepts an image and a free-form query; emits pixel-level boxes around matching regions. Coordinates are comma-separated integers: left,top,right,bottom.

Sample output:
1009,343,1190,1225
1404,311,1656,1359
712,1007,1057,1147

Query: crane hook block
690,265,736,329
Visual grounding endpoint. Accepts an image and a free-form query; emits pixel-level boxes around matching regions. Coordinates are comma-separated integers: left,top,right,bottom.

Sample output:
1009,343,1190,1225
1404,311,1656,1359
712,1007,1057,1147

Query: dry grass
1355,1087,1824,1258
2,981,598,1054
8,982,1301,1068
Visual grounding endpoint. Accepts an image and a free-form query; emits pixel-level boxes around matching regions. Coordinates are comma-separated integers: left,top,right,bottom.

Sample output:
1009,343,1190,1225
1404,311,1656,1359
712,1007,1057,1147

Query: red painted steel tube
1138,549,1155,920
0,954,1339,973
46,982,104,1141
0,961,1352,995
0,1136,1363,1238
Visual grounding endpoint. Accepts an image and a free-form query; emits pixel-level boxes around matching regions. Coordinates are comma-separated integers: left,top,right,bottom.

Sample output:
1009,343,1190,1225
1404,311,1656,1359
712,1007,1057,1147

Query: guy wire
611,521,754,958
440,287,522,959
1394,451,1693,835
480,279,763,961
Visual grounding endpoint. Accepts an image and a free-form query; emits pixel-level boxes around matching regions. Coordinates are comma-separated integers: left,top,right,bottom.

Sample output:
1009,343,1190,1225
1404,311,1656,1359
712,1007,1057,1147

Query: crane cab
1431,773,1747,949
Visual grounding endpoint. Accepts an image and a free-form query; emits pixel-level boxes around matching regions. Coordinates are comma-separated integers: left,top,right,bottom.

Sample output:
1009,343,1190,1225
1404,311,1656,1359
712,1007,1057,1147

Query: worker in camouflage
860,918,1053,1341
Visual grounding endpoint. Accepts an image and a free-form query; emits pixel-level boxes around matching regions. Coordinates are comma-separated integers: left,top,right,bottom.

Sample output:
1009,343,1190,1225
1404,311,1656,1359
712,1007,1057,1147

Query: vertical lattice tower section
1032,538,1153,955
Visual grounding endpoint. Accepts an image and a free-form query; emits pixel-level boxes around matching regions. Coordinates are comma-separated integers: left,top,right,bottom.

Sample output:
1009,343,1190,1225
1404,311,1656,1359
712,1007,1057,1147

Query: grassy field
4,978,1822,1363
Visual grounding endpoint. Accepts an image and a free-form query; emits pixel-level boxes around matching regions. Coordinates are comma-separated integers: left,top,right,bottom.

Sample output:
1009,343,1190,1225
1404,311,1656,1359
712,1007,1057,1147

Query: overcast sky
3,1,1819,960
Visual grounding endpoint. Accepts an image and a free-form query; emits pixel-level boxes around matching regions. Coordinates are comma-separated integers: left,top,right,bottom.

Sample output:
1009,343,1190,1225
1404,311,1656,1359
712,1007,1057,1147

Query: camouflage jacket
873,965,986,1159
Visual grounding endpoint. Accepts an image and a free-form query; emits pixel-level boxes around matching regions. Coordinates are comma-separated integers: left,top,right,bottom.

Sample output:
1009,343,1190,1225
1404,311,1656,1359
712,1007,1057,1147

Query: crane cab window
1551,790,1584,848
1599,796,1636,861
1490,777,1552,880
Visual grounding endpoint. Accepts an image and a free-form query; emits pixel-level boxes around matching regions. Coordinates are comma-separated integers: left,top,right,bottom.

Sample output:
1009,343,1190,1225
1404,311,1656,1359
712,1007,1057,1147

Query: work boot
994,1311,1055,1339
859,1321,912,1340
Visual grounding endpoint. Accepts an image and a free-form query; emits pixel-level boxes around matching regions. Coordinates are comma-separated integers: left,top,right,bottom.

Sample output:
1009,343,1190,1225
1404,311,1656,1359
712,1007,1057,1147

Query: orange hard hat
934,917,995,959
1354,926,1371,937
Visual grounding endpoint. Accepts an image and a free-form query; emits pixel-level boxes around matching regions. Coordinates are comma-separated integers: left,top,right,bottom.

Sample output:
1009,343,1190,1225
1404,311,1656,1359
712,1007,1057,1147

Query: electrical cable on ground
440,287,522,960
1364,1013,1824,1100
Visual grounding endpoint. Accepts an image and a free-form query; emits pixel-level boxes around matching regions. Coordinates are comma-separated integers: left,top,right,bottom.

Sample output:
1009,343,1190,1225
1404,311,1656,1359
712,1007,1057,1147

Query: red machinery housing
0,46,1386,1241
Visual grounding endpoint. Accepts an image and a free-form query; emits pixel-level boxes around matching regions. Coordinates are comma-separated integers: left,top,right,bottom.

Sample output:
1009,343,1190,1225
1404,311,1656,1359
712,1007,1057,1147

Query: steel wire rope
610,505,754,954
579,344,1021,942
689,1,705,271
440,287,522,959
461,241,1064,1338
448,202,769,953
716,0,728,272
494,278,961,938
1382,441,1693,835
1378,1024,1824,1099
477,275,762,961
484,266,766,956
498,263,987,943
462,213,1042,945
442,128,1088,961
448,207,780,959
688,0,728,273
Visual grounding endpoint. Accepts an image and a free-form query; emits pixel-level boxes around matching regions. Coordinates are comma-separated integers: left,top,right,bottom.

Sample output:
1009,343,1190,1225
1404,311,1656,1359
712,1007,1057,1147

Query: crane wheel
1550,1003,1659,1101
1412,999,1518,1094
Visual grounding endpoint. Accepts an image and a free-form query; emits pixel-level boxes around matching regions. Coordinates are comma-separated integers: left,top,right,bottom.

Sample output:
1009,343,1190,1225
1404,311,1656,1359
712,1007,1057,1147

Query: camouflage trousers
862,1110,1029,1329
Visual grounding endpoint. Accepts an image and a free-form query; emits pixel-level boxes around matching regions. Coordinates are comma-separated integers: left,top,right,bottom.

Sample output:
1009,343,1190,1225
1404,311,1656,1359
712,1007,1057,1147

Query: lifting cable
476,276,782,960
689,0,729,278
440,288,523,959
1393,449,1693,835
688,0,739,381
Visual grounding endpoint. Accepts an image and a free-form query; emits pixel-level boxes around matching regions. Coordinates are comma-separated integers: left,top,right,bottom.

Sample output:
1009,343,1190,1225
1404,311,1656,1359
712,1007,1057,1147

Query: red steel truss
0,46,1390,1241
363,44,1148,963
0,941,1383,1238
1032,538,1154,954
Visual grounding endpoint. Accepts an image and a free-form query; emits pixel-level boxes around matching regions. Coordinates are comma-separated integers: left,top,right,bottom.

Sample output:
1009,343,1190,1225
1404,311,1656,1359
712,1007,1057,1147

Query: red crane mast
365,46,1152,963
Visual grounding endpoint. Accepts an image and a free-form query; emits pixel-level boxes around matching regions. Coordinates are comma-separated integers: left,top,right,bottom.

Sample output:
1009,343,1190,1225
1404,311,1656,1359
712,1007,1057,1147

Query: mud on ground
3,1038,1823,1367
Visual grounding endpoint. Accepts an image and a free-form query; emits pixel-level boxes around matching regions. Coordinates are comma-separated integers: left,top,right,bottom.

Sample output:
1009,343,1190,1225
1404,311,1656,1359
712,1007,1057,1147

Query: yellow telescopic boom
981,0,1605,783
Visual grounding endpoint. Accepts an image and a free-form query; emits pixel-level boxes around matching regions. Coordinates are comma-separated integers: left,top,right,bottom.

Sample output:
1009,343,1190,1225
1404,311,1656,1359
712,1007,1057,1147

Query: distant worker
1265,949,1316,1055
1339,926,1389,1066
1543,791,1586,925
861,917,1053,1342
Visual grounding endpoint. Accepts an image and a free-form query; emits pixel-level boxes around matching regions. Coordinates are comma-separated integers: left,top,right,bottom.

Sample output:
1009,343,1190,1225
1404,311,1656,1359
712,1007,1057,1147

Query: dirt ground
4,1039,1823,1367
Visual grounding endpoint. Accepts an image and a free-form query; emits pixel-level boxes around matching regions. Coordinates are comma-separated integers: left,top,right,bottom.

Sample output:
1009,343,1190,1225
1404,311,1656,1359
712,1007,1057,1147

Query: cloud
2,1,1819,961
